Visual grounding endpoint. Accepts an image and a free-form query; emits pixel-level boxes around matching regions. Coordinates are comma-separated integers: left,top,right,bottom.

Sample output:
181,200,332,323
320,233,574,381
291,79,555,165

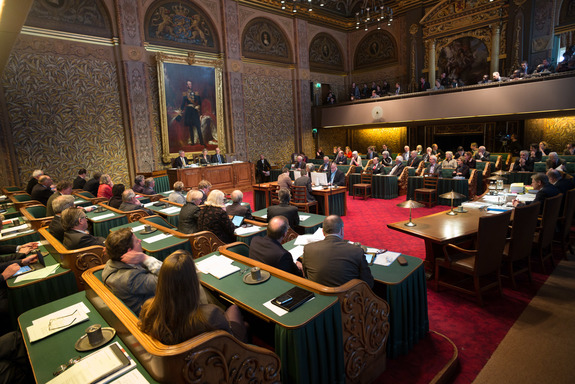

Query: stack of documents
27,303,90,342
0,223,33,238
142,233,172,244
195,255,240,279
234,226,262,236
14,264,60,284
160,206,180,214
294,227,324,245
91,213,115,221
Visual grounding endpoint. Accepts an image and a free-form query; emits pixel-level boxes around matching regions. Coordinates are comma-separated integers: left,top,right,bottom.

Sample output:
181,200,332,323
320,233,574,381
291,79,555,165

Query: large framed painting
157,53,224,163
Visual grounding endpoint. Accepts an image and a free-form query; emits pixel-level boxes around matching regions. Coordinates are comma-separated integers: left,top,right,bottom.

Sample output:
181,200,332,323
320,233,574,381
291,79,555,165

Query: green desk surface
110,222,189,260
0,224,40,245
86,207,128,237
72,197,92,207
146,204,181,226
252,208,325,234
2,204,21,219
7,246,78,321
18,292,157,384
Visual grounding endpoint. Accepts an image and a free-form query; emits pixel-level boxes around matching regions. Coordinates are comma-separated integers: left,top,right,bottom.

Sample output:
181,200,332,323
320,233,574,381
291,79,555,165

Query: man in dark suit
73,169,87,189
511,150,534,172
198,180,211,204
370,157,384,174
318,156,331,172
61,207,105,249
26,170,43,195
267,188,299,228
46,180,73,217
406,151,422,168
474,146,490,162
249,216,302,276
294,169,315,202
424,155,442,176
119,189,153,214
172,150,189,168
211,147,226,164
293,155,306,171
31,175,53,206
303,215,373,288
226,190,253,219
334,151,347,165
83,172,101,196
48,195,75,242
327,162,346,186
389,156,406,176
453,157,470,178
255,154,271,182
366,146,377,160
514,173,560,214
178,190,202,234
547,169,574,195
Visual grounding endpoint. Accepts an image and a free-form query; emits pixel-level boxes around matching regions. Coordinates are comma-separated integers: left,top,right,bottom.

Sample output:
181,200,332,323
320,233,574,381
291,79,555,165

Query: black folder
271,286,315,312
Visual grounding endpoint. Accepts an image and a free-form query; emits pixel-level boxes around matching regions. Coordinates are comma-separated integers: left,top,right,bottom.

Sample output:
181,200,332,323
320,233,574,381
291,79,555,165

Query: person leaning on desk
327,162,346,186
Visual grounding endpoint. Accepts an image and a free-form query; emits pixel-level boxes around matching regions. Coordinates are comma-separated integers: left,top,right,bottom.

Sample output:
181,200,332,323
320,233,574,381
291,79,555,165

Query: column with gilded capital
491,24,501,75
428,39,436,86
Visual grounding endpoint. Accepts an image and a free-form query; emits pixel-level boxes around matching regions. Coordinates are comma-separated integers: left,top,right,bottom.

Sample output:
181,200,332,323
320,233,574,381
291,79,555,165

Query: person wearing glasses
61,207,105,249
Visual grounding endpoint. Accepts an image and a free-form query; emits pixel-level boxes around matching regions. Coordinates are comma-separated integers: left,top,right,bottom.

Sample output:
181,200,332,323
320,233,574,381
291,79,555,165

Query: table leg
423,240,444,280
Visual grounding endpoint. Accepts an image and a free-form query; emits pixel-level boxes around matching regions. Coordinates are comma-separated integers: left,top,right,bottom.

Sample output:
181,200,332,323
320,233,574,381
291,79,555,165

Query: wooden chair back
99,202,149,223
9,193,42,210
19,204,53,230
508,202,541,263
468,169,478,199
290,185,308,204
474,211,512,275
538,194,563,252
397,166,410,196
270,184,280,205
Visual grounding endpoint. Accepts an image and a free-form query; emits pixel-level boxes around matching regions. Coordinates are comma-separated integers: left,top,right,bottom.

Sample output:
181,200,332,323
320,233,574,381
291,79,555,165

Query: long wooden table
167,162,254,191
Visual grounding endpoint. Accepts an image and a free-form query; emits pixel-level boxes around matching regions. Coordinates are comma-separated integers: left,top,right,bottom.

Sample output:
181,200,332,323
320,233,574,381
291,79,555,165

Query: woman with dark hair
139,250,246,345
108,184,125,209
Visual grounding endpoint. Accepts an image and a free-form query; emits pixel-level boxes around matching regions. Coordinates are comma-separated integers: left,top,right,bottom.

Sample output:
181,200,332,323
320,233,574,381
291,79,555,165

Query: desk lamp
439,190,466,215
397,199,424,226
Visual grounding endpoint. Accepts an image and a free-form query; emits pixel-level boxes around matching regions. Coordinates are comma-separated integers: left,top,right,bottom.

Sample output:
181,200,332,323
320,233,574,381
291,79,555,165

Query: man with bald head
249,216,303,276
226,190,253,219
302,215,374,288
31,175,53,206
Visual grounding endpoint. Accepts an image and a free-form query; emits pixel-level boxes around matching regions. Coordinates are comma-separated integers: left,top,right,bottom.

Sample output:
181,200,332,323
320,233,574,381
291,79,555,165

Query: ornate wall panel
242,68,295,165
241,18,293,64
352,127,407,154
525,117,575,154
354,30,398,70
317,128,348,155
309,33,344,72
25,0,112,37
2,51,129,186
144,0,220,52
147,64,164,168
530,0,554,63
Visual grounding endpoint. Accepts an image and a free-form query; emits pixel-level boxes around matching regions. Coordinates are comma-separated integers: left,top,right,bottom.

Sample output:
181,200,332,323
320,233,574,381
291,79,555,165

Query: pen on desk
370,254,377,266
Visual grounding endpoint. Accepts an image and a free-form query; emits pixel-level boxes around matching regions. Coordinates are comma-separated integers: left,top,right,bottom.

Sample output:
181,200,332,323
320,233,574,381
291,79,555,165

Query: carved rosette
76,252,106,272
339,285,390,380
128,212,148,223
192,234,224,259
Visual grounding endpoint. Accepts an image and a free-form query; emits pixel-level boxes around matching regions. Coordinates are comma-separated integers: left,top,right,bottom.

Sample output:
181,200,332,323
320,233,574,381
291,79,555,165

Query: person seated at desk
132,175,146,194
530,143,543,162
108,183,125,209
119,189,153,215
177,190,203,234
26,169,43,195
303,215,374,288
421,147,433,162
547,169,574,196
453,146,465,159
453,157,470,178
211,147,226,164
249,216,303,277
168,181,186,205
277,167,293,190
172,149,189,168
511,150,534,172
389,156,406,176
46,180,72,217
197,190,235,243
48,195,75,242
432,143,444,160
199,148,211,165
539,141,551,155
292,155,306,171
61,207,105,249
441,151,457,169
380,151,392,166
402,146,410,161
226,190,253,219
546,152,566,172
370,157,384,174
83,172,101,197
349,151,362,168
318,156,331,172
0,331,33,382
0,216,38,258
73,168,87,190
256,154,271,182
31,175,53,206
97,174,114,200
366,146,377,160
102,227,163,315
564,142,575,156
424,155,442,176
139,250,247,344
198,179,211,204
513,173,560,213
464,151,476,169
474,146,490,162
327,162,346,186
268,188,299,229
406,151,422,168
141,177,156,195
294,168,316,202
334,150,347,165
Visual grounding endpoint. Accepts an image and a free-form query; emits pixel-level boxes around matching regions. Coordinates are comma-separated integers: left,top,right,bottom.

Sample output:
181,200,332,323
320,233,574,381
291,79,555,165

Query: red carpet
242,191,550,383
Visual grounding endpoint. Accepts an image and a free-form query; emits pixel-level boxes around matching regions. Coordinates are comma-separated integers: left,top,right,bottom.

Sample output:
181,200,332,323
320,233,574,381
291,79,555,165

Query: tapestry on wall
241,18,292,64
145,0,219,52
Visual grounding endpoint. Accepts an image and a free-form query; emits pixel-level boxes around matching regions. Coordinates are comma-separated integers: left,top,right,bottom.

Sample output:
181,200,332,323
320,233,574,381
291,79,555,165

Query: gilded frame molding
156,52,224,163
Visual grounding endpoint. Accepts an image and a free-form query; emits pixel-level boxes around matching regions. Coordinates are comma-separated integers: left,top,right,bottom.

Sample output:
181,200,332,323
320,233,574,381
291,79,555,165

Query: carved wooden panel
309,33,344,72
241,18,293,64
354,30,398,70
191,231,225,259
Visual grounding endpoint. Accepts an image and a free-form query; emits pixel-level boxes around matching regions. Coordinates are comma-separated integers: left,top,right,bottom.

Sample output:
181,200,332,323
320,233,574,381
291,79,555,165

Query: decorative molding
119,0,140,44
241,18,293,64
354,30,398,70
15,33,115,61
309,32,344,72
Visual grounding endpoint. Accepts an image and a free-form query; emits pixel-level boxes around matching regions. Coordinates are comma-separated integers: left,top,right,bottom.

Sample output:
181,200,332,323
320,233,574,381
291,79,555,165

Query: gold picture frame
156,52,224,163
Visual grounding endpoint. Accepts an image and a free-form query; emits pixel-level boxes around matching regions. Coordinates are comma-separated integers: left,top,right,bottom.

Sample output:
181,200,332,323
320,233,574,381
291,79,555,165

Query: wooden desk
86,206,127,237
252,208,325,234
387,209,490,275
168,162,254,191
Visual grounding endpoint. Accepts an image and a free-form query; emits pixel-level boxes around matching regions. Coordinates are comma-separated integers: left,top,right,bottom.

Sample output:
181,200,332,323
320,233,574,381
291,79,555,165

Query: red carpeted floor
242,191,550,383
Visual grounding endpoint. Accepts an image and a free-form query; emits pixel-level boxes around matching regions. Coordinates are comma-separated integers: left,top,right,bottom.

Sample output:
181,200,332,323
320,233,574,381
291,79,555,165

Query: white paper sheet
289,245,304,263
372,251,401,266
234,226,263,236
299,215,310,221
1,223,29,234
263,299,288,317
160,206,180,214
90,213,115,221
14,264,60,283
28,303,90,342
131,225,146,232
143,202,155,207
142,233,172,244
195,255,240,279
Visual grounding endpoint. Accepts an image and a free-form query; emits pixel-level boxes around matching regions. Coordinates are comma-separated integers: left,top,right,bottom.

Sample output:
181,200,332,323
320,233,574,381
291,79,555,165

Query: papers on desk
516,194,536,202
293,227,324,246
164,190,174,194
461,201,490,210
482,195,504,204
131,225,146,233
311,186,324,191
142,233,172,244
289,245,304,263
27,302,90,342
293,170,301,179
14,264,60,283
195,255,240,279
73,199,86,204
143,202,155,207
91,213,115,221
48,342,136,384
160,206,180,214
263,299,288,317
110,369,149,384
260,214,268,219
486,206,513,214
234,226,262,236
1,223,29,234
299,215,310,221
369,251,401,267
38,240,49,246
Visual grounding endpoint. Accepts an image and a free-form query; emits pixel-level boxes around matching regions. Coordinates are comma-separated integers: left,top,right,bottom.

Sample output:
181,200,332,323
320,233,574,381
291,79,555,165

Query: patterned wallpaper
524,117,575,154
317,128,348,156
2,51,129,186
353,127,407,155
243,72,295,165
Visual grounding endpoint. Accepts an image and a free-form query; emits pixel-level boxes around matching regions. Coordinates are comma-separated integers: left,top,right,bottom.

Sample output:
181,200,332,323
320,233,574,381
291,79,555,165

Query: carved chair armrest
443,243,478,261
